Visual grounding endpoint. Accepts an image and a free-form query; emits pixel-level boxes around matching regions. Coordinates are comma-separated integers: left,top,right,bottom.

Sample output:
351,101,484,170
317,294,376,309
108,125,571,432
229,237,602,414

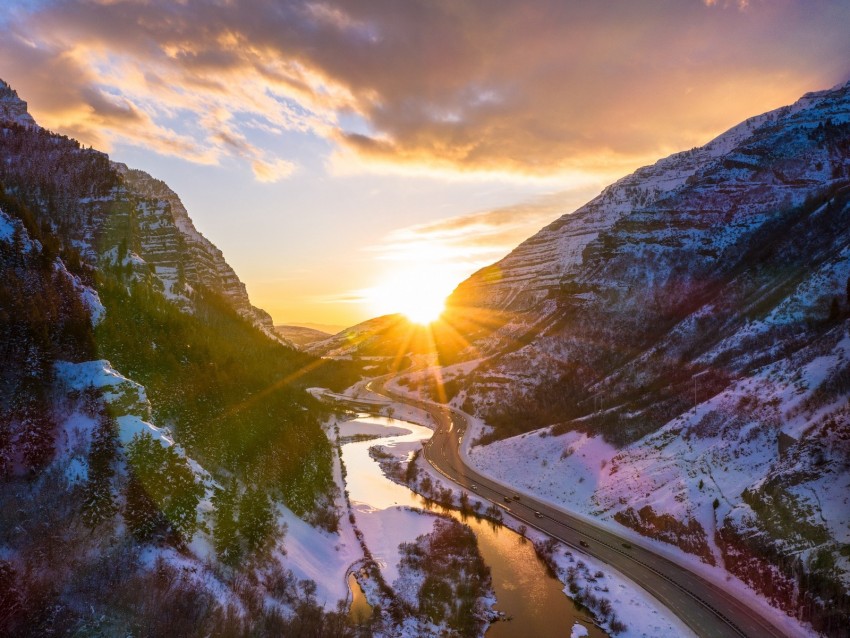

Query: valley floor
322,381,700,638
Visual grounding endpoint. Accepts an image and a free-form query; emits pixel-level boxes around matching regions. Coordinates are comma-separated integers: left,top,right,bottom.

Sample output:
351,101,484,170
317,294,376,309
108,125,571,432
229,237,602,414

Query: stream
340,414,607,637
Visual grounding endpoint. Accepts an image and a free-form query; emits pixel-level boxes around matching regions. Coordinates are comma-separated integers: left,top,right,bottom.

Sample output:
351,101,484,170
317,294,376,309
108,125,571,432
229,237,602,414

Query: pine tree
239,486,277,556
124,472,165,541
17,388,54,473
163,448,204,543
212,478,241,566
81,410,119,527
124,432,202,544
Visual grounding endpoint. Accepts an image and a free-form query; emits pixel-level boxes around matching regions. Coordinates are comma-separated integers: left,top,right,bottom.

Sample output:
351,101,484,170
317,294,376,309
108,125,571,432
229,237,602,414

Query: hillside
0,79,359,635
275,324,332,348
435,80,850,634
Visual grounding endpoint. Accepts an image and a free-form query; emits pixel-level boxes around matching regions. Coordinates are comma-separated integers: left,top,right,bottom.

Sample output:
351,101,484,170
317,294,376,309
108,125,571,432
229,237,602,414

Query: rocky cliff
0,81,273,334
0,80,36,127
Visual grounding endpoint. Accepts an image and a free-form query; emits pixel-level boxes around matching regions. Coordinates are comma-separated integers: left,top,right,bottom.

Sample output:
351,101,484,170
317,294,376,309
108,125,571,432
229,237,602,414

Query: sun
398,290,446,325
368,269,452,325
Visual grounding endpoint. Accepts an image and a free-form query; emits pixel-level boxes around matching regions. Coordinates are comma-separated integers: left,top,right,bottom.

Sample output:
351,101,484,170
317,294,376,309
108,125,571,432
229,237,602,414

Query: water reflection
340,415,606,638
347,572,373,624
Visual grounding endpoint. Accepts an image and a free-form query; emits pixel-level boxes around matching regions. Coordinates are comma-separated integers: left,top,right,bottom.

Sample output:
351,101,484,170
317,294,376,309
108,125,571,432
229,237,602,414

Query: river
340,414,607,637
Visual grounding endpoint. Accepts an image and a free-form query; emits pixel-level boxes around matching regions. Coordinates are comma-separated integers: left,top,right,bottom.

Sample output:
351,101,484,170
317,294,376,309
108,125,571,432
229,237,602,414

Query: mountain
0,80,36,127
116,164,276,333
0,80,358,635
283,321,348,334
305,313,473,375
437,80,850,633
275,324,333,347
305,314,413,358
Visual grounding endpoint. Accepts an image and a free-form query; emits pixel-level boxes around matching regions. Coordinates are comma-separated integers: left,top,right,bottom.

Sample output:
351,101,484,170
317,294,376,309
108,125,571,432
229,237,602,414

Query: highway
363,377,791,638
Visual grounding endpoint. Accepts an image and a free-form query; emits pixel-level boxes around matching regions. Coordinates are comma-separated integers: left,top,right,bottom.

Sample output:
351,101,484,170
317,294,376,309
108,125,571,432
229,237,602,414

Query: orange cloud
1,0,848,179
375,191,596,261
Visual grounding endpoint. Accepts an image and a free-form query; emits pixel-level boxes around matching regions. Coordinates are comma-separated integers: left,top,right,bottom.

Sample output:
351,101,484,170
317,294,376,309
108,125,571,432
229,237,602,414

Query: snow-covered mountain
450,85,836,318
442,80,850,633
0,80,358,635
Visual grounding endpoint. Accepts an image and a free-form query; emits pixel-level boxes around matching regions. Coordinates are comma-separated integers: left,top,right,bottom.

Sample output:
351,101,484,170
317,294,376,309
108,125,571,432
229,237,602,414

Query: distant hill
275,324,333,347
283,321,347,334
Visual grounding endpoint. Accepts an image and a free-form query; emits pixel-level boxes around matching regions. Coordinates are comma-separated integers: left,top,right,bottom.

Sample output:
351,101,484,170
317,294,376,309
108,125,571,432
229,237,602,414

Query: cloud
252,157,296,183
1,0,849,179
367,188,598,278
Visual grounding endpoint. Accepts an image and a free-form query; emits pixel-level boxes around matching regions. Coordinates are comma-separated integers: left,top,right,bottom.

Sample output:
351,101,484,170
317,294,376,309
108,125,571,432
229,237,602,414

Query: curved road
364,378,790,638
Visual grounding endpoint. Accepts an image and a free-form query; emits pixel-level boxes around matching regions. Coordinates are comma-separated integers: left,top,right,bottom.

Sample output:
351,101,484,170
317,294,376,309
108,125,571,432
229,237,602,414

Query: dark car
579,540,589,548
503,496,512,503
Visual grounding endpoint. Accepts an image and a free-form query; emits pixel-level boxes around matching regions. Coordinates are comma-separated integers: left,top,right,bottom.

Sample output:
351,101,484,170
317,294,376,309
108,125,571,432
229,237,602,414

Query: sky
2,0,849,328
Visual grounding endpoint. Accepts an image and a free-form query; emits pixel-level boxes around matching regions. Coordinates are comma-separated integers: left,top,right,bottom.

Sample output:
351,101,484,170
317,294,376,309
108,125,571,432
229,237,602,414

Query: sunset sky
2,0,849,328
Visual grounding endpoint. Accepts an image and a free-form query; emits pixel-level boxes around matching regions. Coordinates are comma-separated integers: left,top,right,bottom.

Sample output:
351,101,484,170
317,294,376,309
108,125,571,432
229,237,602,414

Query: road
364,377,791,638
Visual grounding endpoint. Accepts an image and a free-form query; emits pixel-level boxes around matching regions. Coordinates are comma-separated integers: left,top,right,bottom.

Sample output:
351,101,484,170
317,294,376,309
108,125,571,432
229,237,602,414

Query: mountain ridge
0,79,360,635
426,78,850,634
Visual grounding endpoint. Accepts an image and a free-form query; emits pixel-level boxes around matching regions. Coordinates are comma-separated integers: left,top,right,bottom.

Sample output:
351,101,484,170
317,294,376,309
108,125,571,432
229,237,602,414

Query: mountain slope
275,324,332,347
0,81,359,635
0,82,354,495
443,80,850,634
116,165,275,333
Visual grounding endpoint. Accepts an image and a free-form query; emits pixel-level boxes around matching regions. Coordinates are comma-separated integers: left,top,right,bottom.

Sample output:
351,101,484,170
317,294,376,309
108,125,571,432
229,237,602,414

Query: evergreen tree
162,447,204,543
124,472,166,541
81,410,119,527
125,433,202,544
238,486,277,556
211,478,241,566
16,384,54,473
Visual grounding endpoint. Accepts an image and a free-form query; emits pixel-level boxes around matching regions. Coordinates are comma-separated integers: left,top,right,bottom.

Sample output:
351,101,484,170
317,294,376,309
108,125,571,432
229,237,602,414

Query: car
503,496,512,503
579,540,589,548
534,511,543,518
621,542,633,550
470,484,478,491
512,494,520,501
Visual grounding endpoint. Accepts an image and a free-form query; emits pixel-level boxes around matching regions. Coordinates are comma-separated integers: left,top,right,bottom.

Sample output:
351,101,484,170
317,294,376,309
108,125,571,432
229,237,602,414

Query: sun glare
368,269,452,325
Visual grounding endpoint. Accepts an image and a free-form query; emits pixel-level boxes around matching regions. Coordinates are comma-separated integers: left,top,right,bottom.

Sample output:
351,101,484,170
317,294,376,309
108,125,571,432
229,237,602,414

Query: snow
462,377,828,638
360,507,438,586
469,429,618,515
272,504,359,606
64,457,88,484
337,419,411,438
547,541,695,638
0,209,14,241
115,414,174,447
337,414,440,584
368,376,825,637
570,623,589,638
78,284,106,324
54,359,151,419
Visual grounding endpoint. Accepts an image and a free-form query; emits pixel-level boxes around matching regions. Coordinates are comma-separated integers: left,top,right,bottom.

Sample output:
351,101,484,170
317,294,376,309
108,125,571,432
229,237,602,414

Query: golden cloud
1,0,848,179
